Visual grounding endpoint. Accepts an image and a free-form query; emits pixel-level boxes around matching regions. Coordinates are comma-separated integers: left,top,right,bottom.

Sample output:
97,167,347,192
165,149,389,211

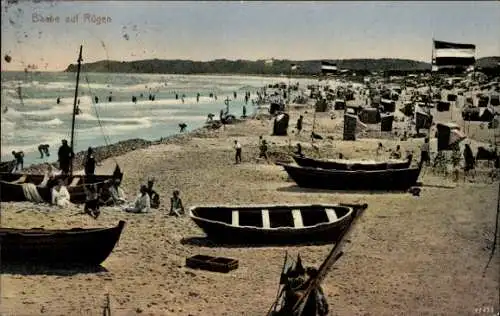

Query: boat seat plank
291,209,304,228
325,208,338,222
232,210,239,226
262,209,270,229
11,176,27,184
69,177,80,187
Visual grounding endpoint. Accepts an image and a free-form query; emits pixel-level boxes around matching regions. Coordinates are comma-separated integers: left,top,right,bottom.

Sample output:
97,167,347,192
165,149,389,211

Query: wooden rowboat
0,221,125,267
0,166,122,204
278,163,421,191
292,155,411,171
189,203,367,244
0,160,16,173
0,174,116,204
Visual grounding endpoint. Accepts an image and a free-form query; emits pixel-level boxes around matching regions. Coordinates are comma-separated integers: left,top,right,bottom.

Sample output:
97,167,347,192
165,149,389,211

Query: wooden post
69,45,83,176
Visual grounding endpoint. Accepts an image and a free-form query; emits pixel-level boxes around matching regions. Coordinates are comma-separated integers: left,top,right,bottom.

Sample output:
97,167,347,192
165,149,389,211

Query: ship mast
69,45,83,175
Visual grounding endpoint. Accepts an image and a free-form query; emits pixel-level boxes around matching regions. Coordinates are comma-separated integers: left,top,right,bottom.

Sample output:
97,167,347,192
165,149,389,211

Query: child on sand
169,190,184,216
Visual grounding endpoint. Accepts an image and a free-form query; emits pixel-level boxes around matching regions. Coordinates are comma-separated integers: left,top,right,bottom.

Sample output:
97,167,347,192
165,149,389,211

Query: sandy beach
1,98,499,315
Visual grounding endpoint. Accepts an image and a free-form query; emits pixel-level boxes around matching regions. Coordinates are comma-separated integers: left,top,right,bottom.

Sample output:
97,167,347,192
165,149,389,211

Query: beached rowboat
292,155,411,171
0,160,16,173
0,173,119,204
278,163,421,191
0,221,125,266
189,203,367,244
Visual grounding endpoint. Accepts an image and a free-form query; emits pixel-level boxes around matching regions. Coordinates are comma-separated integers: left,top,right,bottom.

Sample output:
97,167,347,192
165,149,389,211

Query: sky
1,0,499,71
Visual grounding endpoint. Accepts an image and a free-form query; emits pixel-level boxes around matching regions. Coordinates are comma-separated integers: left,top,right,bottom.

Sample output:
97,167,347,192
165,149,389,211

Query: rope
84,75,119,166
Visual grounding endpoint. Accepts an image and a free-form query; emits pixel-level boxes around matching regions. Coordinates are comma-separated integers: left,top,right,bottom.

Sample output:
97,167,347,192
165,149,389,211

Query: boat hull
279,163,420,191
0,221,125,266
0,174,119,204
292,155,411,170
189,204,367,245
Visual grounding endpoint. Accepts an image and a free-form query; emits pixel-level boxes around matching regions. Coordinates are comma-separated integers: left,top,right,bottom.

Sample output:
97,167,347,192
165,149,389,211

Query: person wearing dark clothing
419,138,431,168
38,144,50,158
296,115,303,134
58,139,73,175
94,96,99,104
242,105,247,117
463,144,475,179
12,151,24,171
56,97,61,104
170,190,184,216
179,123,187,133
84,147,97,176
146,178,160,209
196,93,200,103
84,183,100,219
234,91,237,99
259,139,268,160
175,93,179,100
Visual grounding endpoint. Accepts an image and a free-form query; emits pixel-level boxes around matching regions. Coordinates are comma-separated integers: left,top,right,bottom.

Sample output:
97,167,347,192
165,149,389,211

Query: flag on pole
321,61,337,74
291,64,298,71
432,40,476,71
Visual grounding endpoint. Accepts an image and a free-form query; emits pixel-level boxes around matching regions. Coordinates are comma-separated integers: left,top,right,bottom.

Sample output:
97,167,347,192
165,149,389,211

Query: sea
1,71,319,167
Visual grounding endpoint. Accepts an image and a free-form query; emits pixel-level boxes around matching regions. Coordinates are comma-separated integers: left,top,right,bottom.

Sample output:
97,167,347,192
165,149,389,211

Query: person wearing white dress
122,185,150,213
51,179,71,207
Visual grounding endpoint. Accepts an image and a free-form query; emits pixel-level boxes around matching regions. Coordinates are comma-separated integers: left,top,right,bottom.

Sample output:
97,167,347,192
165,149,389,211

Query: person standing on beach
58,139,73,175
234,140,242,164
463,144,476,181
196,93,200,103
296,115,303,135
12,150,24,171
419,138,431,168
83,147,97,176
242,105,247,117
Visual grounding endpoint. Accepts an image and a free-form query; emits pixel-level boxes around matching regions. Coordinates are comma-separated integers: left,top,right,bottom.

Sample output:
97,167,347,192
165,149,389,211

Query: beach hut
380,98,395,112
315,98,329,112
272,113,289,136
415,106,433,132
380,114,394,132
491,94,500,106
436,101,450,112
436,123,466,151
478,95,489,107
343,114,358,141
359,108,380,124
334,99,346,110
447,94,458,102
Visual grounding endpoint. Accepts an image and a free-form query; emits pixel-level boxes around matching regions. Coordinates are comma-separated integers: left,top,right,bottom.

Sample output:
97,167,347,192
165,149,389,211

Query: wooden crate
186,255,238,273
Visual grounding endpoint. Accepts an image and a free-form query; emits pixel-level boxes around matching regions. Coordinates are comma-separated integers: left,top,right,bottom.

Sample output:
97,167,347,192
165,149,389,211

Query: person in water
94,96,99,104
12,150,24,171
146,177,160,209
179,123,187,133
52,179,71,208
169,190,184,216
58,139,73,175
242,105,247,117
38,144,50,158
123,185,150,213
56,97,61,104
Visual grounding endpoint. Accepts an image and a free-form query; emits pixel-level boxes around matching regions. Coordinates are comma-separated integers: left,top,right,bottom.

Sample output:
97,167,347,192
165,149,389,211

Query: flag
321,61,337,74
291,64,298,71
433,40,475,68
